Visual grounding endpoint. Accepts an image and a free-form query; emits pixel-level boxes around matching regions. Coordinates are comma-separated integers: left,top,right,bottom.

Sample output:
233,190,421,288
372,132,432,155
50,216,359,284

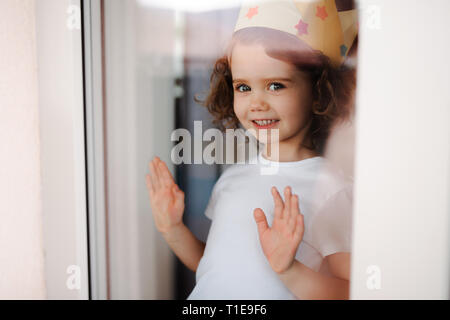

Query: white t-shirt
187,151,353,300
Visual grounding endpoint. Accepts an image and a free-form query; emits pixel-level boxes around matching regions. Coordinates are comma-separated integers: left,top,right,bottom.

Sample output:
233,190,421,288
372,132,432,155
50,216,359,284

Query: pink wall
0,0,46,299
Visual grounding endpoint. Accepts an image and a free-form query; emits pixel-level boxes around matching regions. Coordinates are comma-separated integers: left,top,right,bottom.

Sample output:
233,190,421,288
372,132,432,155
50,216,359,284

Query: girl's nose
249,94,269,112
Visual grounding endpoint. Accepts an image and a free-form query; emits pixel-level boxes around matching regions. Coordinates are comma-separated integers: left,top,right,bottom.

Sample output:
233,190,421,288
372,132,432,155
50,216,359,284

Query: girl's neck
262,143,319,162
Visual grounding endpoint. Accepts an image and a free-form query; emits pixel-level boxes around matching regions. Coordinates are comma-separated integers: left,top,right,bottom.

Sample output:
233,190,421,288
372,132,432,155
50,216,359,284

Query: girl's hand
253,186,305,274
145,157,185,235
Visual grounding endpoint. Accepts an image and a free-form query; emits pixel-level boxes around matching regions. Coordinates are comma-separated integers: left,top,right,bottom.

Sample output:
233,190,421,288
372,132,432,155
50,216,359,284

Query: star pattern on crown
246,6,259,19
294,19,309,36
316,5,328,20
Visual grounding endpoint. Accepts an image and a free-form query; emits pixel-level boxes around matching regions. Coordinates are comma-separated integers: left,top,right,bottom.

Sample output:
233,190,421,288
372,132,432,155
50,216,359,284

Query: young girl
146,0,357,299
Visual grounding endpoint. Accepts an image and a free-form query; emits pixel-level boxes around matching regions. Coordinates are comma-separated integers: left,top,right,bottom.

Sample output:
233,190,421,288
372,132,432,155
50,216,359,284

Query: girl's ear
312,101,326,115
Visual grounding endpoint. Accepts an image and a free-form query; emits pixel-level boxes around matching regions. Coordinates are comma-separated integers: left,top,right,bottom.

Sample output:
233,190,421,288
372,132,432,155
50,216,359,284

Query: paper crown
234,0,358,66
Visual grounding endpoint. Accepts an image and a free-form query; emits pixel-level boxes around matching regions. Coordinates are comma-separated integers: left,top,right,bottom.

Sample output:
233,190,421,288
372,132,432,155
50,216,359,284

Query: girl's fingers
173,185,185,212
157,158,174,187
292,194,301,215
149,158,161,190
145,174,154,196
253,208,269,237
271,187,284,220
294,213,305,242
283,186,291,222
287,194,300,234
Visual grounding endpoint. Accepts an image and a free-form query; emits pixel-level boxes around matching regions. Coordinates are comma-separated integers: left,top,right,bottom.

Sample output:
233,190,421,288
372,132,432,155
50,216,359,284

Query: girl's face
231,42,314,147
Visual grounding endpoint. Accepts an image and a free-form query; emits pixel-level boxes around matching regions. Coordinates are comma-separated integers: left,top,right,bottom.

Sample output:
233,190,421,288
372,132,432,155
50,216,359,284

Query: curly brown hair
195,27,356,155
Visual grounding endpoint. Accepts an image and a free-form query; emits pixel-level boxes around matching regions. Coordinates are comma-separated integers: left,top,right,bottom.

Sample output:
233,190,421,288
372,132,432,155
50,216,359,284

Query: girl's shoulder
312,159,353,206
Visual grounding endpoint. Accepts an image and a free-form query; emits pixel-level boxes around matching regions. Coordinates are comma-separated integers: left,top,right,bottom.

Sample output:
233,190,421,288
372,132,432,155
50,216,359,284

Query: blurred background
0,0,449,300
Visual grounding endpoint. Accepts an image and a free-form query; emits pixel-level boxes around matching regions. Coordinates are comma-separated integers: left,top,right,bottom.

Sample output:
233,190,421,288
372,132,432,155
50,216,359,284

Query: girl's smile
251,119,280,129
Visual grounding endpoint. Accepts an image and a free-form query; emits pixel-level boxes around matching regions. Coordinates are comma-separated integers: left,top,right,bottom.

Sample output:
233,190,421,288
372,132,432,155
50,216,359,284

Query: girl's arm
325,252,351,281
161,223,206,273
276,255,349,300
146,157,205,272
253,186,350,300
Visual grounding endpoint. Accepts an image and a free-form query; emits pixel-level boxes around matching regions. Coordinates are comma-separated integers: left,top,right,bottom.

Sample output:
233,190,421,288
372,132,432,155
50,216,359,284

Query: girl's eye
235,83,284,92
236,84,250,92
269,82,285,91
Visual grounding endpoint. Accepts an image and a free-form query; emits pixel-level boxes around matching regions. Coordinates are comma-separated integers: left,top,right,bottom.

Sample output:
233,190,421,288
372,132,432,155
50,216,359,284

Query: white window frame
37,0,90,299
350,0,450,299
82,0,109,300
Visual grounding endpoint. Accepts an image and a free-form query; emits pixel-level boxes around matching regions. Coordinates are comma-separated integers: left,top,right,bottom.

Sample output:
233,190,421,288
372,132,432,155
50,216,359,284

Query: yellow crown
234,0,358,66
